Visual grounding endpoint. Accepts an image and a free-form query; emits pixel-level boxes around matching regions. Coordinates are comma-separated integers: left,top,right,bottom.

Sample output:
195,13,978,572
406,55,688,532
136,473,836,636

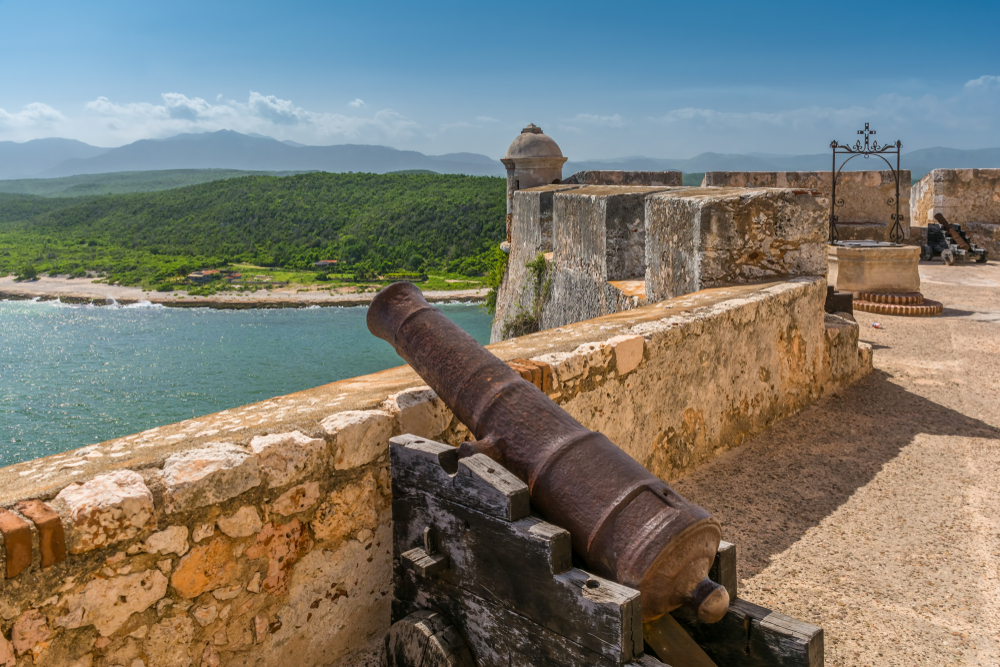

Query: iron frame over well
829,123,904,243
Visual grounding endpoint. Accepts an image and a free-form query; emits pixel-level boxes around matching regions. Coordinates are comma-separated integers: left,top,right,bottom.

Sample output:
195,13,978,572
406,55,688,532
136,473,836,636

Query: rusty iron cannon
367,281,729,624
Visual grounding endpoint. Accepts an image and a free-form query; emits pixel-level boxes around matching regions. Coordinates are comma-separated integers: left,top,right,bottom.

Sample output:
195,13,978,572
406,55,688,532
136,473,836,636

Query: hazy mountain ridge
3,130,1000,182
0,138,110,179
0,169,308,197
566,147,1000,181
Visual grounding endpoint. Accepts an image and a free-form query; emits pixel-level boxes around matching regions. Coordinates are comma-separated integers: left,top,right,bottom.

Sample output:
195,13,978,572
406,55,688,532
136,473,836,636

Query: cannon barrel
368,282,728,623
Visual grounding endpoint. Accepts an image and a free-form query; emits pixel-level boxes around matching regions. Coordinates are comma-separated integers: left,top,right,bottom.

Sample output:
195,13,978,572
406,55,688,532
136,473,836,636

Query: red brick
0,509,32,578
16,500,66,568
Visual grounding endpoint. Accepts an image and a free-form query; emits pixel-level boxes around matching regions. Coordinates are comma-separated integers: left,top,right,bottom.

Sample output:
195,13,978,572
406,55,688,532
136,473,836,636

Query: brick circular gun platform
851,291,943,317
827,240,942,317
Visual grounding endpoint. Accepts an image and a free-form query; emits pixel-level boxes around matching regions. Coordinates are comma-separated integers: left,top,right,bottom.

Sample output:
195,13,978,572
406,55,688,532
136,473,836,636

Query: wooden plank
393,485,640,662
644,614,719,667
390,435,530,521
709,541,737,602
671,598,823,667
395,569,635,667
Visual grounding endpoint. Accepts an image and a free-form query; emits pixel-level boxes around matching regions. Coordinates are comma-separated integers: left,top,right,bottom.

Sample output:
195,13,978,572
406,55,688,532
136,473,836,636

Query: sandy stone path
673,261,1000,667
0,275,485,307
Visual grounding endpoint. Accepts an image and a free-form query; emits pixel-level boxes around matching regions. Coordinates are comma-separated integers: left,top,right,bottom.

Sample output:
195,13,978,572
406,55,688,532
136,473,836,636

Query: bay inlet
1,298,492,467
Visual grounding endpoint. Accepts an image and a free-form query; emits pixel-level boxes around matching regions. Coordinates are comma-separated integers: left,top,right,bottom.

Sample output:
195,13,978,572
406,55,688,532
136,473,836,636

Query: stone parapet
0,278,870,667
493,184,827,340
911,168,1000,226
911,169,1000,254
562,171,683,187
704,170,911,242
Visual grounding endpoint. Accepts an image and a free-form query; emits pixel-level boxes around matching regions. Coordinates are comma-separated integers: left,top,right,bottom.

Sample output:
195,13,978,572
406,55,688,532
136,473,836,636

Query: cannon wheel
942,249,955,265
385,610,475,667
920,244,934,261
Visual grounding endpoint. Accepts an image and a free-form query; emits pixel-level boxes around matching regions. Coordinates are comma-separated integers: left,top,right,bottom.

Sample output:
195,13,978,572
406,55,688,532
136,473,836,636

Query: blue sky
1,0,998,158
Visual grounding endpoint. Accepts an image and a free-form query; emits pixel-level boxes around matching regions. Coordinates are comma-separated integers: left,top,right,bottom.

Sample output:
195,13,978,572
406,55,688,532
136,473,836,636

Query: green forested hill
0,172,506,286
0,169,305,197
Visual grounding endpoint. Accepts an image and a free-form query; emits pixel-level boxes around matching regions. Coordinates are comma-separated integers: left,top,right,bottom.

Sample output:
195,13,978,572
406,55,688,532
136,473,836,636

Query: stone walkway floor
674,261,1000,667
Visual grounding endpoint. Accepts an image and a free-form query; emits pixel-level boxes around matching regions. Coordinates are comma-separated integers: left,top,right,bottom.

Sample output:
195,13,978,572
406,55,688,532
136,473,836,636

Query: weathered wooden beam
392,480,641,660
709,541,737,602
390,435,646,664
644,613,719,667
394,571,661,667
391,434,530,521
671,598,823,667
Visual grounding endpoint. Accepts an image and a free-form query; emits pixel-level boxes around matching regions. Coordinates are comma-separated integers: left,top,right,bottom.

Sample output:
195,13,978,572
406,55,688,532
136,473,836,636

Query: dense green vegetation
682,172,704,186
0,169,305,197
0,172,506,289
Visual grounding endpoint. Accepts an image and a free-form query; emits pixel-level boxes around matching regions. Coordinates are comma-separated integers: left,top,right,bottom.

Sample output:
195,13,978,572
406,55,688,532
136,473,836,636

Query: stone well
827,241,941,316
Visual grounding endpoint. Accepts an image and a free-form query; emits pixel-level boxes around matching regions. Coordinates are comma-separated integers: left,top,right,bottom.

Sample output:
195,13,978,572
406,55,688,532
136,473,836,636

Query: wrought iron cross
853,123,879,151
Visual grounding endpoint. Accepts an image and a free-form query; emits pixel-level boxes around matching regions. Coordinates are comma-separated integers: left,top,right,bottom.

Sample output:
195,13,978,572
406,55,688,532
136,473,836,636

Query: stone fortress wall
910,169,1000,256
0,277,871,667
491,183,829,340
703,170,911,242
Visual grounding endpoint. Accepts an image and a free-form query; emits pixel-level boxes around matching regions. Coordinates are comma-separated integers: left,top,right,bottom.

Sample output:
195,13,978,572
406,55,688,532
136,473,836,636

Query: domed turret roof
505,124,563,159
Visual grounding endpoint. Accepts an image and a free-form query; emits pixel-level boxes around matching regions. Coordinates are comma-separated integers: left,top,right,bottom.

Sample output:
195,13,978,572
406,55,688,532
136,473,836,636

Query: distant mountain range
565,147,1000,182
3,130,1000,182
0,131,505,180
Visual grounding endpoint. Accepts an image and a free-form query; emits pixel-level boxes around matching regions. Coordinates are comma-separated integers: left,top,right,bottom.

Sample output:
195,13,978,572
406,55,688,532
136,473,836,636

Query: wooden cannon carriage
384,434,824,667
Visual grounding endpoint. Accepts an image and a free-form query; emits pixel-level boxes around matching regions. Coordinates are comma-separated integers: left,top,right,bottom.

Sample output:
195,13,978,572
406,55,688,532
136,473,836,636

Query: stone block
217,506,263,538
705,170,909,236
145,616,194,667
272,482,321,517
0,509,32,578
607,335,644,375
321,410,394,470
384,387,451,440
170,537,240,599
563,171,682,187
0,634,13,667
12,609,50,660
56,569,168,636
245,518,309,595
14,500,66,569
911,168,1000,229
144,525,189,556
161,442,261,513
192,605,218,626
827,244,921,293
249,430,326,489
311,473,379,547
52,469,154,553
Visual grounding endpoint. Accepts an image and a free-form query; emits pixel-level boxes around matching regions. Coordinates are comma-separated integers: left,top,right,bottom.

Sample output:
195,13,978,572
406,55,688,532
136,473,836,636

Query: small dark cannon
368,281,729,624
921,213,988,264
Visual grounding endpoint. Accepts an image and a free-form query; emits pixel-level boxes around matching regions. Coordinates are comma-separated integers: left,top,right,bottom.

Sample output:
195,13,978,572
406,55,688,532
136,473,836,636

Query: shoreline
0,275,486,309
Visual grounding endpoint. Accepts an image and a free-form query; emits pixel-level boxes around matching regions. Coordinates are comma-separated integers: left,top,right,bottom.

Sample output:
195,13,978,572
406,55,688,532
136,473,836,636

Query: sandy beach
0,275,486,308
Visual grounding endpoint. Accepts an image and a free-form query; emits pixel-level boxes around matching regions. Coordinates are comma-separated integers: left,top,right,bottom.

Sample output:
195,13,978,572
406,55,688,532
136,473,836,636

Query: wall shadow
672,369,1000,582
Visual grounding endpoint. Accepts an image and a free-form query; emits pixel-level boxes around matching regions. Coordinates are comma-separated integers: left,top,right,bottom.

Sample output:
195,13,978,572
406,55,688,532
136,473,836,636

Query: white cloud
641,80,1000,154
965,75,1000,89
3,92,421,146
0,102,65,131
349,98,365,108
560,113,627,128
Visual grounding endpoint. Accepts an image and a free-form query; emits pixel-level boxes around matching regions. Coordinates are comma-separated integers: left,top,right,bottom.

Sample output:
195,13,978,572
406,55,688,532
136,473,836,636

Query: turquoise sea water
0,298,492,467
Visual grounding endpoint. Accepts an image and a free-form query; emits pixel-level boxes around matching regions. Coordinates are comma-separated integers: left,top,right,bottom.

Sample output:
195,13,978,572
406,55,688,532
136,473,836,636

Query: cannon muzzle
368,282,728,623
